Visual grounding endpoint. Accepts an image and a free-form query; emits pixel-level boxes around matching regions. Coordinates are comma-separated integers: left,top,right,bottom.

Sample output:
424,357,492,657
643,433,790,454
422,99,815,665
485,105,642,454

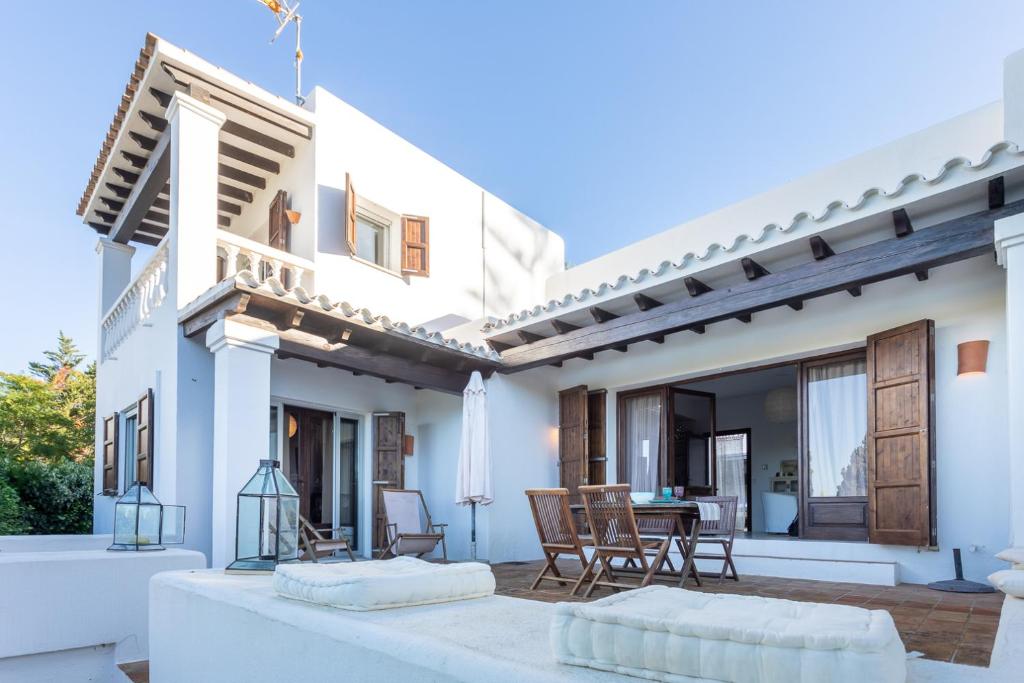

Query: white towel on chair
695,501,721,522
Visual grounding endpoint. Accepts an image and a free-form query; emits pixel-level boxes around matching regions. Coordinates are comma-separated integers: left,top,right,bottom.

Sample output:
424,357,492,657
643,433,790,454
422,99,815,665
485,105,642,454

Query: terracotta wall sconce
957,340,989,376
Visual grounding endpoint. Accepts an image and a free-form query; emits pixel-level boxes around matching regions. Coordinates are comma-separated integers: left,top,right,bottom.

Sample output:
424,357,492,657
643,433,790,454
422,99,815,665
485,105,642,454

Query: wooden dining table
570,500,705,588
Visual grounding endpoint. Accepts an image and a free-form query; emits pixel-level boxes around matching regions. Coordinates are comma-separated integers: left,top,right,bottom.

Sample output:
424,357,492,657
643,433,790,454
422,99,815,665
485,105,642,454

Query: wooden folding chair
298,514,357,562
579,484,670,597
378,488,448,561
693,496,740,582
525,488,593,593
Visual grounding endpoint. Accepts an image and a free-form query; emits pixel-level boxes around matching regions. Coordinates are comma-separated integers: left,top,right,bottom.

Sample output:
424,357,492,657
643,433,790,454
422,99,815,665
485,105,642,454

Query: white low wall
0,541,204,683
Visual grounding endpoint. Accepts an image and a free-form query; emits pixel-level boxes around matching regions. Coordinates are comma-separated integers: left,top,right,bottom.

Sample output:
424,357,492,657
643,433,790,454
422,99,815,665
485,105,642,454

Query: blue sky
2,1,1023,373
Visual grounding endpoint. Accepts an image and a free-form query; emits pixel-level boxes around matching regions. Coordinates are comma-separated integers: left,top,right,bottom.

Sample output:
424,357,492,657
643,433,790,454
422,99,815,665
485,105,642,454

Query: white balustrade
215,230,314,292
100,240,169,361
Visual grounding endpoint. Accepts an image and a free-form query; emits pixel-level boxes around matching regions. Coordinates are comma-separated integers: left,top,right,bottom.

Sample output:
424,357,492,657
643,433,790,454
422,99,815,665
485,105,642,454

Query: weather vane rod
257,1,305,105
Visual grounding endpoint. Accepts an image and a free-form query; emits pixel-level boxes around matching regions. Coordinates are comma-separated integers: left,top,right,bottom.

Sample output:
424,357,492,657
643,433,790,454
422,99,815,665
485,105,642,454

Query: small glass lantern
108,482,186,551
226,459,300,573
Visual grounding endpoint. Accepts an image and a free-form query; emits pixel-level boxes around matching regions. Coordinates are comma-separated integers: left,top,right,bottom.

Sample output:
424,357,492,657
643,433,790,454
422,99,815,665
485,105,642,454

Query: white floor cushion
273,556,495,611
551,585,906,683
988,569,1024,598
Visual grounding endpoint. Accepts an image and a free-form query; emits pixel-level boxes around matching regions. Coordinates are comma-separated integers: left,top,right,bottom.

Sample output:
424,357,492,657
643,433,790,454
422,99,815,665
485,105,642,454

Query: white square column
167,92,226,309
95,238,135,316
206,319,280,568
996,215,1024,545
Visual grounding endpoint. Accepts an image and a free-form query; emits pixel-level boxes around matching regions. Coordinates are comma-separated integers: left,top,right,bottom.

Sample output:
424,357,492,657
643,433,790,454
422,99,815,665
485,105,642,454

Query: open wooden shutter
866,319,935,546
587,390,607,486
344,173,357,255
372,412,406,552
268,189,291,252
401,215,430,276
136,389,155,487
558,386,589,503
102,413,119,495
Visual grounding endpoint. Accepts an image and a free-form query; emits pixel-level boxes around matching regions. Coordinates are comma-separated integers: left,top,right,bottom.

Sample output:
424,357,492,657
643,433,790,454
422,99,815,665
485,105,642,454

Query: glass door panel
619,390,664,493
715,430,750,531
337,418,358,549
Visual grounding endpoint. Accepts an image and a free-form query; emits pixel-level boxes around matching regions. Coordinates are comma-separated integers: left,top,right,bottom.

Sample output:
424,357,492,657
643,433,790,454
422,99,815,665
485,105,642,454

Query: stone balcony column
167,92,226,309
205,319,280,568
996,214,1024,545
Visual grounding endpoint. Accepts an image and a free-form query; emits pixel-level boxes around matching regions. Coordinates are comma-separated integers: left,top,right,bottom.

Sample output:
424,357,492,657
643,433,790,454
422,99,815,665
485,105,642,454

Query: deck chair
298,515,356,563
525,488,593,593
692,496,740,582
378,488,447,561
579,484,670,598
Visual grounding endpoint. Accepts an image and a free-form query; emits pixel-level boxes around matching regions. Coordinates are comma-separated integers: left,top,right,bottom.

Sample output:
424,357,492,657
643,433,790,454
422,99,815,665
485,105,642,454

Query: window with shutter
102,413,119,495
344,173,357,255
268,189,291,252
401,215,430,277
558,386,589,503
136,389,155,487
866,319,936,547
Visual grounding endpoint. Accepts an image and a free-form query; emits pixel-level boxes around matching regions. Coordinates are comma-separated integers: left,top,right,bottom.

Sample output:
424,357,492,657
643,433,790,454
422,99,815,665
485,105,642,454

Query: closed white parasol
455,371,492,560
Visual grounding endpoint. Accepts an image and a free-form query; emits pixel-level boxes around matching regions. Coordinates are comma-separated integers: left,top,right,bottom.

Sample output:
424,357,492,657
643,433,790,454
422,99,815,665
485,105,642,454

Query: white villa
8,31,1024,682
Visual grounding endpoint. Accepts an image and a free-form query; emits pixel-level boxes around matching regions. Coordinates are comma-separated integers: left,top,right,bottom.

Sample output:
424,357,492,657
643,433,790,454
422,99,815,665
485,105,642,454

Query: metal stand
470,501,477,561
927,548,996,593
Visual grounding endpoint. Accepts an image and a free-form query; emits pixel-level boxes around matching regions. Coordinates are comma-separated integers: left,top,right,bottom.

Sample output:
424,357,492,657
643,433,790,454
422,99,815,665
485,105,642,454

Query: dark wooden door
867,320,935,546
558,386,589,503
372,412,405,552
671,388,717,495
283,406,334,529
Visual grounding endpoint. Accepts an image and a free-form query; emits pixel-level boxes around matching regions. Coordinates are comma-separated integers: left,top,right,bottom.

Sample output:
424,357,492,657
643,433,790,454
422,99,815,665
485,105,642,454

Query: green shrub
5,457,93,535
0,474,29,535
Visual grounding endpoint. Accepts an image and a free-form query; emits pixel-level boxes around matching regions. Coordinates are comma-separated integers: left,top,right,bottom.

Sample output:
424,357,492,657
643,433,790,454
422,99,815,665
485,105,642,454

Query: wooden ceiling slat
219,141,280,174
218,163,266,190
222,119,295,158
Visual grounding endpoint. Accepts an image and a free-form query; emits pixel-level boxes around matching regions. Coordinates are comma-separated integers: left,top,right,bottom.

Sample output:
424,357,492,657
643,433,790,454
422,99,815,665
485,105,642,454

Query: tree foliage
0,333,95,535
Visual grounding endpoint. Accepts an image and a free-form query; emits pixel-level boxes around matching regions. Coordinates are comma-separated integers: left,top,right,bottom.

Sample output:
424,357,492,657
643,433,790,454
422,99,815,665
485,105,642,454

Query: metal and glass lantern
226,459,300,573
108,482,186,551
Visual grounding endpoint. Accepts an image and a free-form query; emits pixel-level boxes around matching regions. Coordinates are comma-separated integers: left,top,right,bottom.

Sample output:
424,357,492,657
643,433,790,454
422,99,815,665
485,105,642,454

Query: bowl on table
630,492,655,505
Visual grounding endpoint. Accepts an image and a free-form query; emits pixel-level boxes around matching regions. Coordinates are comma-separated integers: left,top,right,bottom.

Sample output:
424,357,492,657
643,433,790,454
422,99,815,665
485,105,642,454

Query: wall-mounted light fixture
957,340,989,376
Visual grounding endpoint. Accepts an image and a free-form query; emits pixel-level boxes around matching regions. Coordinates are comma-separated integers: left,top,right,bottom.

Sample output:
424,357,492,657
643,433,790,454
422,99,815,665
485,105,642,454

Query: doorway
282,405,334,531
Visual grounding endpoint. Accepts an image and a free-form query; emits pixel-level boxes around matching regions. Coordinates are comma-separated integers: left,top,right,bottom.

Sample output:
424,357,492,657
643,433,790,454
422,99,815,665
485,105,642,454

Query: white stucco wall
308,86,564,328
504,254,1008,584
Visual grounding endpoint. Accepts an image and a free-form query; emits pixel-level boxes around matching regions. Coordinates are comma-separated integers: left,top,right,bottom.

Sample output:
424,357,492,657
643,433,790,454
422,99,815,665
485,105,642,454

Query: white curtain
715,432,748,530
623,393,661,493
807,359,868,497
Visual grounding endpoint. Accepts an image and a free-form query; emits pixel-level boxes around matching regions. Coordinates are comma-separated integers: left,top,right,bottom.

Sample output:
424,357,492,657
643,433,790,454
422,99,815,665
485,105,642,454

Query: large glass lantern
108,483,186,551
226,459,300,573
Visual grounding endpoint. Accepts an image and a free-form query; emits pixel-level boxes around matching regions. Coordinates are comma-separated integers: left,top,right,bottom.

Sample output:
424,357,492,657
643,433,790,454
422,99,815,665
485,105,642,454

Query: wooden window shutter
401,215,430,276
372,412,406,551
102,413,120,495
136,389,155,487
268,189,291,252
344,173,357,255
558,385,589,503
866,319,935,546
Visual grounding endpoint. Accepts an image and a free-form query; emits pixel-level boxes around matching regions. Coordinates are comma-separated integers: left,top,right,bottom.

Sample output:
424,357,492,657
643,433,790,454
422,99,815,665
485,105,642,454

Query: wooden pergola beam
550,319,580,334
633,293,663,311
517,330,546,345
109,133,170,244
684,276,713,297
589,306,618,323
741,257,770,280
496,199,1022,371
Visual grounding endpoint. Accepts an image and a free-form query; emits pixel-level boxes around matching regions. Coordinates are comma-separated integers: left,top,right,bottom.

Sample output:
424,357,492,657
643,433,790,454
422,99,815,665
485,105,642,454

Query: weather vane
257,1,305,105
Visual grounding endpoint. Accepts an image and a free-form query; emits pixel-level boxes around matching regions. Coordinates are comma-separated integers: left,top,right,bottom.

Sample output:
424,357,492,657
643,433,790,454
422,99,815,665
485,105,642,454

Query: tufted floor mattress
273,556,495,611
551,585,906,683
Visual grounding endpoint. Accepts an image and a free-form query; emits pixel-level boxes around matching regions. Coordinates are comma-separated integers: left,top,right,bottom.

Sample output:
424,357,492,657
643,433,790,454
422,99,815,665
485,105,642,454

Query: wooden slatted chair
525,488,593,593
692,496,740,582
579,484,670,597
378,488,448,561
299,514,356,563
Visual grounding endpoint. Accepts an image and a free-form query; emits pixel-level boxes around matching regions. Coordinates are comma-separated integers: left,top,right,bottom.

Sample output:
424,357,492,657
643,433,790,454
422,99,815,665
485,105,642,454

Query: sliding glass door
715,430,750,531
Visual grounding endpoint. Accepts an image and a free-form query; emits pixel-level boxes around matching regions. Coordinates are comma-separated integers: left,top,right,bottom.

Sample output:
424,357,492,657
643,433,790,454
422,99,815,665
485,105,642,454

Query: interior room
681,365,799,537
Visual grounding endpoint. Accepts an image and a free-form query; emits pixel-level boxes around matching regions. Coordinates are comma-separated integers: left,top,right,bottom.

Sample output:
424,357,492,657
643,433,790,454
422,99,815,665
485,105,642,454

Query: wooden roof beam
517,330,546,345
633,293,663,311
496,199,1022,371
589,306,618,323
219,163,266,190
741,257,770,280
809,235,861,296
139,110,168,133
989,176,1005,210
219,141,280,175
684,276,712,297
550,319,580,334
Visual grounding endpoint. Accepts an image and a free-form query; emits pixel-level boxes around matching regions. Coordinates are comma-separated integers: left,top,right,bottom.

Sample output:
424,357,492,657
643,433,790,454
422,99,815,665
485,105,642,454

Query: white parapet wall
0,537,204,683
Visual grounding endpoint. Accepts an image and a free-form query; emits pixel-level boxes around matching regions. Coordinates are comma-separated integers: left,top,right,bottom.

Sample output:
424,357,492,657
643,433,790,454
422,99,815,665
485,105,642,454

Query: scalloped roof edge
483,140,1023,332
233,272,501,361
